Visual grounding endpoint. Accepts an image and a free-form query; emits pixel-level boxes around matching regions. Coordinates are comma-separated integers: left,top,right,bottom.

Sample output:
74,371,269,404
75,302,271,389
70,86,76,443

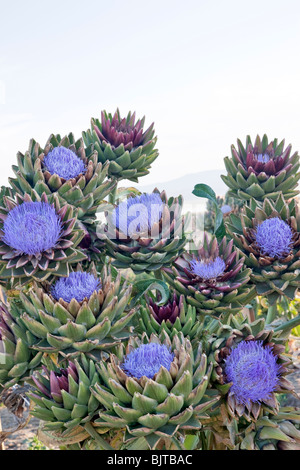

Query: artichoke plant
8,133,117,225
101,190,188,273
10,265,135,358
0,105,300,454
136,292,203,341
221,134,300,202
226,193,300,305
28,354,101,432
0,303,43,389
90,332,220,450
0,192,86,286
82,109,159,182
162,233,255,317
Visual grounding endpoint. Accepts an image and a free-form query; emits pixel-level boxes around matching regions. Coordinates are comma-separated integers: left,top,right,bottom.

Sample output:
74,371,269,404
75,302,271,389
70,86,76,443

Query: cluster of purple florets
112,193,164,237
51,271,101,303
44,147,86,180
255,217,293,258
189,256,226,280
121,343,174,379
225,340,280,405
3,201,62,255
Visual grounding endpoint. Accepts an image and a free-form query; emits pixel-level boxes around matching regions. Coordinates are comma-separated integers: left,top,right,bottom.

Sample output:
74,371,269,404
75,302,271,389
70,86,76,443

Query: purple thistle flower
44,147,86,180
112,193,164,238
121,343,174,379
2,201,63,256
51,271,101,303
189,256,226,280
224,340,280,405
255,217,293,258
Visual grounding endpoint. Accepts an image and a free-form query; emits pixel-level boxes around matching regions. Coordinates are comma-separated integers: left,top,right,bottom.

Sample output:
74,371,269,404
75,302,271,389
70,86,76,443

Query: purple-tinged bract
94,109,154,151
255,217,293,258
121,343,174,379
32,362,78,402
225,340,280,405
2,201,62,256
148,291,183,325
51,271,101,303
83,109,159,182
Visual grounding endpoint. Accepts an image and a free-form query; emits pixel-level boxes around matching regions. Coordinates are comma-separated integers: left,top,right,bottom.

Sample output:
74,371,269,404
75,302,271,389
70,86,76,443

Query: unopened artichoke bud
82,109,158,183
0,303,43,389
100,189,189,273
29,354,101,432
11,264,135,357
162,233,255,317
9,133,117,224
91,332,220,450
204,312,295,422
137,291,203,341
221,134,300,202
0,191,86,286
226,193,300,304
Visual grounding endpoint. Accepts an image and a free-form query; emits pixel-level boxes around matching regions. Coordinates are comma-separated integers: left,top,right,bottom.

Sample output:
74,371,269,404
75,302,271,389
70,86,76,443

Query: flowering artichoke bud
221,134,300,202
28,355,101,432
226,193,300,305
90,333,220,449
101,190,188,273
9,134,117,225
162,234,255,316
0,304,43,388
204,312,294,423
137,292,203,341
11,265,135,356
0,192,86,286
82,109,158,183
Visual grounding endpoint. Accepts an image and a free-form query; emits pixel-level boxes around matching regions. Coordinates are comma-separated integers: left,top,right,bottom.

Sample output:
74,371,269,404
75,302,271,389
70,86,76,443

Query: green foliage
192,183,226,239
27,435,50,451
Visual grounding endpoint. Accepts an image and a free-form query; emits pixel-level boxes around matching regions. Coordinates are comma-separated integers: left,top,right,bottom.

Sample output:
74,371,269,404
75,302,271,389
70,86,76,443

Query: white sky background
0,0,300,188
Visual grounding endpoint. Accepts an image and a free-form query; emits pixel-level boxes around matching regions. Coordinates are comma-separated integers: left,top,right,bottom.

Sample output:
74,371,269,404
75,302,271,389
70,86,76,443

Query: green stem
84,422,113,450
266,303,278,324
274,314,300,334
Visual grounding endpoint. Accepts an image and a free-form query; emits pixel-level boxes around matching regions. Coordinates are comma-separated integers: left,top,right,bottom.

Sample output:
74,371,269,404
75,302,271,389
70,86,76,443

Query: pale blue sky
1,0,300,188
